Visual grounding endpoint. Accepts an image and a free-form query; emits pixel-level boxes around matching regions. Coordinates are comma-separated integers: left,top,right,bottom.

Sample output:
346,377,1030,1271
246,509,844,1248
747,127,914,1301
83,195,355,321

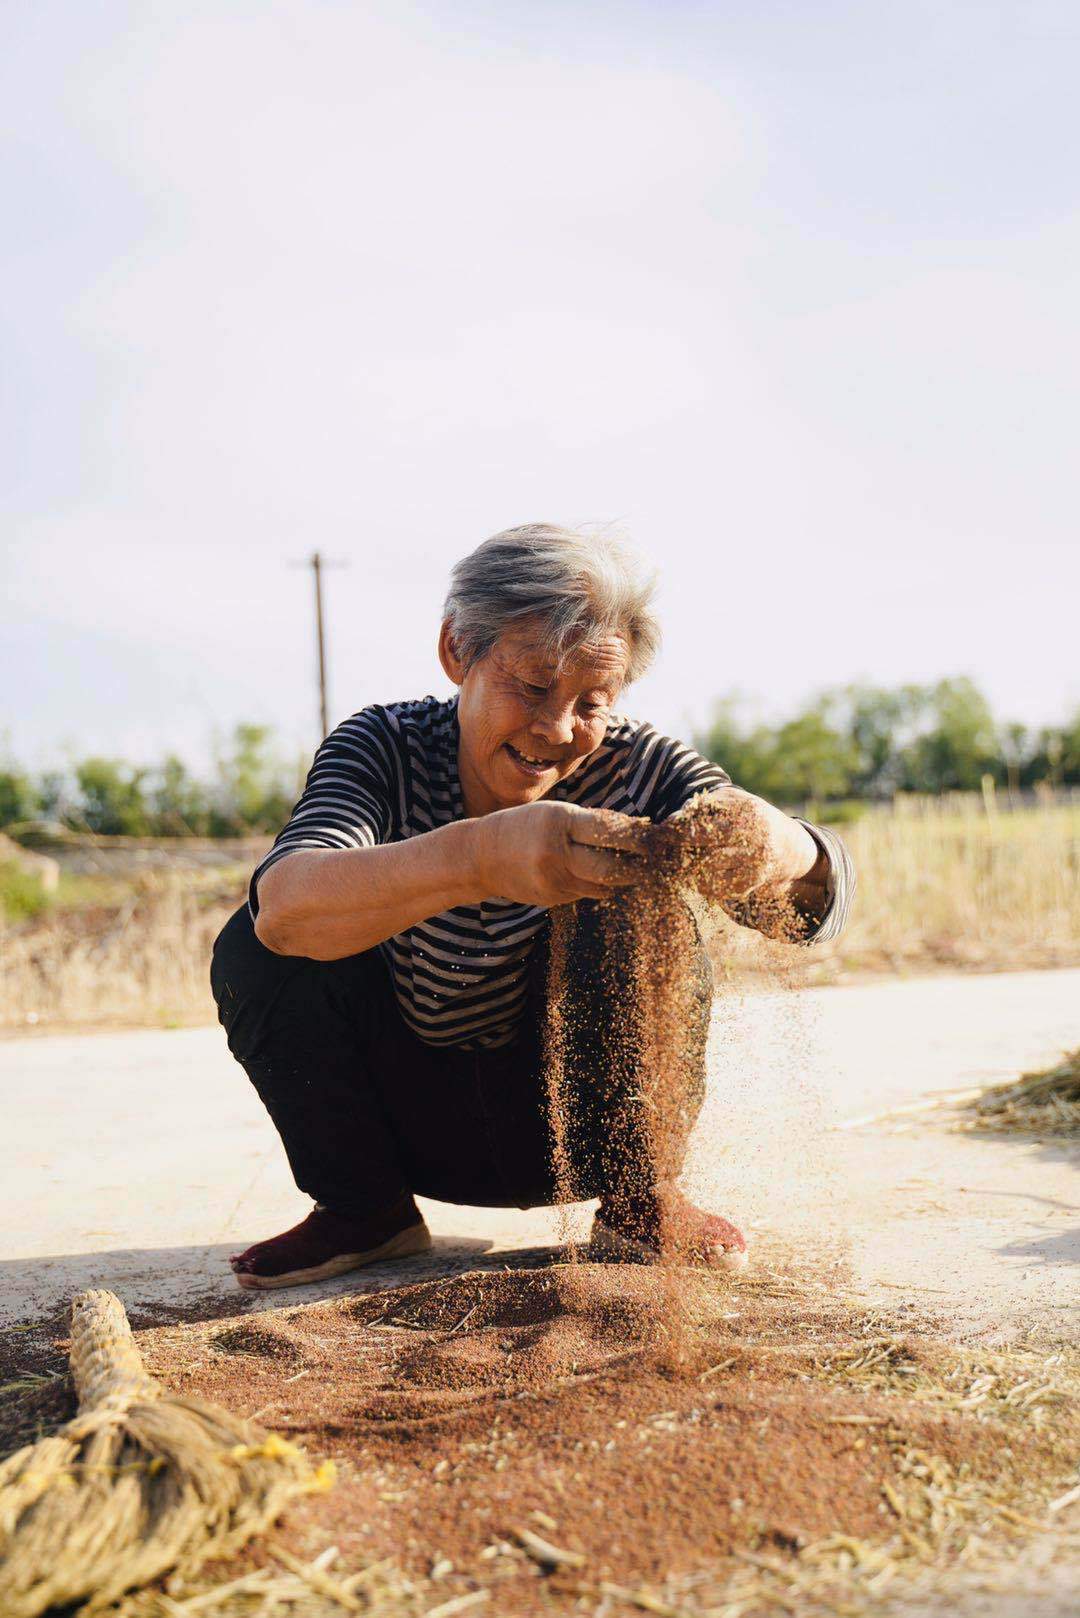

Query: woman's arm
254,818,488,959
254,800,650,960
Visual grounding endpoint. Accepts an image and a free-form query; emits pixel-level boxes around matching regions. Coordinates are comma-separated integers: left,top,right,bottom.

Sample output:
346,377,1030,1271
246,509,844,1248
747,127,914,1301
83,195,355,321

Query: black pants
210,897,712,1218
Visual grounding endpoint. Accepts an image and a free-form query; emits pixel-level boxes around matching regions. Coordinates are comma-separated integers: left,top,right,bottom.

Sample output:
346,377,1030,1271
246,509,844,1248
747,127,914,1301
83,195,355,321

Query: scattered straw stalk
959,1048,1080,1136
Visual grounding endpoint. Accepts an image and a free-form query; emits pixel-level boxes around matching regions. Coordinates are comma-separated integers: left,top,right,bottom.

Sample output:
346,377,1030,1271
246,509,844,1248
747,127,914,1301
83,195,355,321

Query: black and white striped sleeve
793,820,856,944
247,706,402,920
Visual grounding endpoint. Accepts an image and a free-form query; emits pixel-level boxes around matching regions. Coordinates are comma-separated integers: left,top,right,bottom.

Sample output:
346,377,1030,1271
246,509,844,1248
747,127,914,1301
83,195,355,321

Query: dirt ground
5,1257,1078,1617
146,1263,1079,1599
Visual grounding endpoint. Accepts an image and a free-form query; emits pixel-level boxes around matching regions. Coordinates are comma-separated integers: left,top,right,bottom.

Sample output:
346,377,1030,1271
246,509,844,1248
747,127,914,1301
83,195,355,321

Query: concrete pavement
2,969,1078,1336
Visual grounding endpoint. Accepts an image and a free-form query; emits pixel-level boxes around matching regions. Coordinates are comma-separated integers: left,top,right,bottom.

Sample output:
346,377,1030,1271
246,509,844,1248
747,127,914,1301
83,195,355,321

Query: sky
4,0,1078,774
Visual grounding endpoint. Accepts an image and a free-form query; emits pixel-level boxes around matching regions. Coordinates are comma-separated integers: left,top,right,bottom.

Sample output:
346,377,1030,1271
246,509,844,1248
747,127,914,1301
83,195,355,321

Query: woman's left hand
666,787,822,905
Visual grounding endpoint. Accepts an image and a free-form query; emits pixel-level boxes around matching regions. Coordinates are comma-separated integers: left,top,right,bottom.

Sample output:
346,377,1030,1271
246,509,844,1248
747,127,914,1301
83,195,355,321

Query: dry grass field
724,796,1080,986
2,800,1077,1034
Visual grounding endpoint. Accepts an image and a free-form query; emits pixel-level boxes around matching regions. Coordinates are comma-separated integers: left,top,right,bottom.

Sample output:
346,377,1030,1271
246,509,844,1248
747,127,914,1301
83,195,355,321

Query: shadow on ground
0,1235,582,1457
0,1235,587,1336
998,1226,1080,1266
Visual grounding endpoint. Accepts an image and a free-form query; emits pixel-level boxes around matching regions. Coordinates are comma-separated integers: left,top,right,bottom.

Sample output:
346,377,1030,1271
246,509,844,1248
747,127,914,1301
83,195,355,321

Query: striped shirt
249,695,853,1050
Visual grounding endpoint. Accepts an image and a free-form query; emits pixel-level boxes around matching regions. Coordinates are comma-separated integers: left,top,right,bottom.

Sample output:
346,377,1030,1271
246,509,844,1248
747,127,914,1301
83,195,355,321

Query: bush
0,860,54,922
74,758,151,836
809,799,869,827
0,769,36,828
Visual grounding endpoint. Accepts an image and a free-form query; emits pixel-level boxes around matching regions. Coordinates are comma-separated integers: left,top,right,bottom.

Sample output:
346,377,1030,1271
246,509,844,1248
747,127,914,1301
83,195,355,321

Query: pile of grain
82,1270,1080,1617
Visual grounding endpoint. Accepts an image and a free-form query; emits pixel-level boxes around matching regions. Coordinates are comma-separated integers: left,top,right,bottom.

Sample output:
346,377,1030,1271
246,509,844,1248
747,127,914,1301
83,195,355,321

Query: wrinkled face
439,620,630,815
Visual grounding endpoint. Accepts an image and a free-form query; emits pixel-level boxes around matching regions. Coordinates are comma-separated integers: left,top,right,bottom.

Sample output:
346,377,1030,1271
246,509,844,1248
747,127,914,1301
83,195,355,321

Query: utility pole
292,552,348,742
312,551,330,739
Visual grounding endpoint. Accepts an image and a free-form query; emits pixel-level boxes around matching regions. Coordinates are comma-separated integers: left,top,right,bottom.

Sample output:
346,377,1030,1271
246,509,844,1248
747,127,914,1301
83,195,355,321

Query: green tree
150,755,211,836
212,723,296,833
1056,707,1080,783
0,768,36,827
36,770,70,823
697,697,855,805
693,700,775,799
842,683,926,798
74,758,150,836
1023,720,1076,790
763,706,857,805
897,678,1000,794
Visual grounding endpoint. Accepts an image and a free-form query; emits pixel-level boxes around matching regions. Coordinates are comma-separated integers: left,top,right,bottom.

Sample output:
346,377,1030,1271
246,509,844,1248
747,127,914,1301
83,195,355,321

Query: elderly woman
212,525,853,1289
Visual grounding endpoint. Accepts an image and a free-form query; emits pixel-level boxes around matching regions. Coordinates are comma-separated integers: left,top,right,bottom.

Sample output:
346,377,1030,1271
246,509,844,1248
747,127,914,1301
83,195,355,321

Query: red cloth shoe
590,1188,748,1273
229,1195,431,1290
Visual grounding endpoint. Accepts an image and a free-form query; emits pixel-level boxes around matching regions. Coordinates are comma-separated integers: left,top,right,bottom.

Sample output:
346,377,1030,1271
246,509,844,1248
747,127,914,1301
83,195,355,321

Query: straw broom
0,1289,334,1618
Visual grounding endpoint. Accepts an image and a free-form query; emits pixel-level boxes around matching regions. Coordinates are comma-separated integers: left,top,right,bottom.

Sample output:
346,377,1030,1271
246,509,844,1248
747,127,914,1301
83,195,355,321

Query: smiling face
439,619,630,816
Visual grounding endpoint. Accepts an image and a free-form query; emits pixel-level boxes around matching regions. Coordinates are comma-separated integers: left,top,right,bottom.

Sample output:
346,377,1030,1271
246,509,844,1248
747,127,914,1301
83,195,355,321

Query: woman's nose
530,697,576,747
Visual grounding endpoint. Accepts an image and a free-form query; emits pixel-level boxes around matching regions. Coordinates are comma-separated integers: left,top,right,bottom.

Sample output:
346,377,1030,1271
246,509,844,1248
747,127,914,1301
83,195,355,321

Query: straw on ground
0,1290,333,1618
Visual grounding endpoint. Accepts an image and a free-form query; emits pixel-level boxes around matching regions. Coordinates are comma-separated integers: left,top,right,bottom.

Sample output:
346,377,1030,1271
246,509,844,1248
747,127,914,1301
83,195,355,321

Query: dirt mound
352,1260,667,1335
346,1265,713,1406
211,1321,307,1364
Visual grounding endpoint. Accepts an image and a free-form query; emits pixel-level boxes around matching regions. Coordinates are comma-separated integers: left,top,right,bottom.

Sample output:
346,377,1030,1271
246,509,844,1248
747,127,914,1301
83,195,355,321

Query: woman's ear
438,619,466,686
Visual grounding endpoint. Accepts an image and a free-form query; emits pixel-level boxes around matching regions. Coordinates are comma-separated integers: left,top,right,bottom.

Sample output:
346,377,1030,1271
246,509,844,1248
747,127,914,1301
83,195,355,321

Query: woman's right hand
472,800,651,907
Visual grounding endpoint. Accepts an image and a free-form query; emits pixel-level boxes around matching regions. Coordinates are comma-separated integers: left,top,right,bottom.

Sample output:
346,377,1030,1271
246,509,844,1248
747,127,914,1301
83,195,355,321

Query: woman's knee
210,903,311,1040
211,905,394,1072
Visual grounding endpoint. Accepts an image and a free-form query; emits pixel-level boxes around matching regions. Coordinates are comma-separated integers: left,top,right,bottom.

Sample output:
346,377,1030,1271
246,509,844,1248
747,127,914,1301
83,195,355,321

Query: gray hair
442,523,661,684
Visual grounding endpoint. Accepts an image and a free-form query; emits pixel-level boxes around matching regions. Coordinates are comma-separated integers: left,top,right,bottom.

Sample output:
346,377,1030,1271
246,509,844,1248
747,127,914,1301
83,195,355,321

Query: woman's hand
473,800,650,907
665,788,822,905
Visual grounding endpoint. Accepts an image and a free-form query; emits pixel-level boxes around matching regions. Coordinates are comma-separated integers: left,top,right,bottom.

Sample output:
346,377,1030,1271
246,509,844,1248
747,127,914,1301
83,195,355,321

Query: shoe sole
589,1219,749,1274
234,1221,433,1291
